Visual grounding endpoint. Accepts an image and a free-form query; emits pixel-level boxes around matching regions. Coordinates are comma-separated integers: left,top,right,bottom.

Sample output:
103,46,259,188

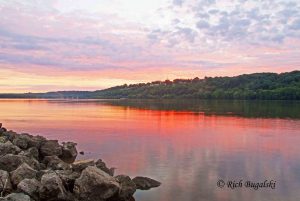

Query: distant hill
1,71,300,100
91,70,300,100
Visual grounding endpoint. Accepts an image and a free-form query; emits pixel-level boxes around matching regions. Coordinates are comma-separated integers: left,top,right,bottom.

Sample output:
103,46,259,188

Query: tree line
93,71,300,100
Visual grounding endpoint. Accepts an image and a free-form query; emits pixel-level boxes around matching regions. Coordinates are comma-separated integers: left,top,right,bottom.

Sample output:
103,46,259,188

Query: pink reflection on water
0,99,300,201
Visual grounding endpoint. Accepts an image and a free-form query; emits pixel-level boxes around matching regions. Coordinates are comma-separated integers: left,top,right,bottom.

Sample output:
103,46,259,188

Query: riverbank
0,123,161,201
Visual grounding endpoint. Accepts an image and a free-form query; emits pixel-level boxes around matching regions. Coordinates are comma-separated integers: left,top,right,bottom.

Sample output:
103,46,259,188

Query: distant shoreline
1,70,299,100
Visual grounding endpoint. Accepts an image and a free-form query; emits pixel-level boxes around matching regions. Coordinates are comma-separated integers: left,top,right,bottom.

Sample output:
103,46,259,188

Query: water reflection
102,99,300,119
0,99,299,201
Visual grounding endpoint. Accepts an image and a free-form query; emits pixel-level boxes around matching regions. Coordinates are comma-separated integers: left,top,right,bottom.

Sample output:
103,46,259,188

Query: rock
23,147,39,160
12,135,32,149
36,170,52,181
2,131,18,142
0,125,7,135
132,176,161,190
43,156,70,170
0,128,162,200
0,170,12,194
0,154,40,172
0,141,21,156
0,154,26,172
72,159,95,172
115,175,136,200
54,170,81,193
39,172,72,201
0,136,7,143
60,142,78,163
74,166,120,201
1,193,32,201
79,151,84,155
17,179,40,201
0,127,7,133
27,135,47,149
95,159,114,176
10,163,37,186
39,140,62,157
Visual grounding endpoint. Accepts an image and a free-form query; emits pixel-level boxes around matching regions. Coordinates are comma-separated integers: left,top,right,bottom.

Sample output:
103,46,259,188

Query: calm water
0,99,300,201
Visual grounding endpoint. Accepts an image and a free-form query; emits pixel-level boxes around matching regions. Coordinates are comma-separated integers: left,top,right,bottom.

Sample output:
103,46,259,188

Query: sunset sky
0,0,300,92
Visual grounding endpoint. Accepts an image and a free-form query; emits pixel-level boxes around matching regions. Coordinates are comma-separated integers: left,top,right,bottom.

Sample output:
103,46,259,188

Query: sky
0,0,300,92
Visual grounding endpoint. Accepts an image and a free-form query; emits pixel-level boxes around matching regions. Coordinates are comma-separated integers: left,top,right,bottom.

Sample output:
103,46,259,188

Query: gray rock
39,172,72,201
36,170,51,181
10,163,37,186
0,136,8,143
95,159,114,176
43,156,70,170
27,135,47,149
115,175,136,200
74,166,120,201
1,193,32,201
132,176,161,190
0,154,41,172
1,131,18,142
0,141,21,156
0,170,12,193
17,178,40,201
54,170,81,192
39,140,62,157
72,159,95,172
22,147,39,160
12,135,31,149
60,142,78,163
0,154,26,172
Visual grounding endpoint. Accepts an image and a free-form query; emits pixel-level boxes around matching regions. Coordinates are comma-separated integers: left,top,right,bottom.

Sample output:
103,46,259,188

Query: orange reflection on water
0,99,300,201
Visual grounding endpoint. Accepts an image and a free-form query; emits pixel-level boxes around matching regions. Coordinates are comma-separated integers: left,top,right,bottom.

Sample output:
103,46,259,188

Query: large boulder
74,166,120,201
42,156,70,170
115,175,136,200
39,140,62,157
132,176,161,190
0,141,21,156
0,170,12,194
10,163,37,186
0,193,32,201
17,178,40,201
60,142,78,163
39,172,72,201
72,159,95,172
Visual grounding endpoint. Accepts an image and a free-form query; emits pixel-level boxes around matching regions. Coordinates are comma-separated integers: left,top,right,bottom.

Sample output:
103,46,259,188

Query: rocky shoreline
0,123,161,201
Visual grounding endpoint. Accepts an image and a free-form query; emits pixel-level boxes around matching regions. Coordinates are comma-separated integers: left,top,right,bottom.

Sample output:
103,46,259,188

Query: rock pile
0,124,161,201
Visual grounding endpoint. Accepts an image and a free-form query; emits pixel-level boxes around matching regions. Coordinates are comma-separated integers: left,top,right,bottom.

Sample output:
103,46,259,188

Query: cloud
175,27,198,43
0,0,300,92
196,20,210,29
162,0,300,47
290,18,300,30
173,0,184,6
